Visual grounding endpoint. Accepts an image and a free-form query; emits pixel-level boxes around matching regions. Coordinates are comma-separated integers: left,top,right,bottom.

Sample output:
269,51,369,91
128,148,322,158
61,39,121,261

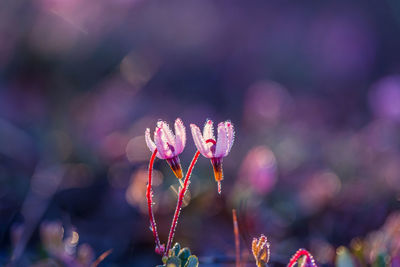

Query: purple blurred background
1,0,400,266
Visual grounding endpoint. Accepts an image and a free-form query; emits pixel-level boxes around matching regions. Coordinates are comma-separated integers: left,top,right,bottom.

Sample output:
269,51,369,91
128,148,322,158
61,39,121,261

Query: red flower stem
287,249,316,267
165,150,201,256
147,149,162,253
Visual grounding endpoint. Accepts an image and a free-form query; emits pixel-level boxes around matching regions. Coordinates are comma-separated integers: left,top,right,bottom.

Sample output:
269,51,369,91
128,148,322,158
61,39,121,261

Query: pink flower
145,118,186,179
190,120,234,191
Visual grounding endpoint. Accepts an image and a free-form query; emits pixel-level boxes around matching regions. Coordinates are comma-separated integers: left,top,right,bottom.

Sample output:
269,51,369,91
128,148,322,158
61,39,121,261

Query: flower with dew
252,234,270,267
190,120,234,193
145,118,186,179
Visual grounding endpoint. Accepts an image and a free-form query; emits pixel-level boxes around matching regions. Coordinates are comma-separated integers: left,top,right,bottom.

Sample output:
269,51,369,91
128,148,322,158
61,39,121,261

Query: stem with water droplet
147,149,162,254
287,249,317,267
165,150,201,256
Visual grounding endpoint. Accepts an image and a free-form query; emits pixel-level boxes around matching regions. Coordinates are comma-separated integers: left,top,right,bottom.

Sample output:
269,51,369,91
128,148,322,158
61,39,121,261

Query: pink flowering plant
144,118,320,267
144,118,235,266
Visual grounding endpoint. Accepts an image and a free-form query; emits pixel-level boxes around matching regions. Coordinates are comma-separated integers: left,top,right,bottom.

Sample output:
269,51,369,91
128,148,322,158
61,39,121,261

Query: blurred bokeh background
1,0,400,266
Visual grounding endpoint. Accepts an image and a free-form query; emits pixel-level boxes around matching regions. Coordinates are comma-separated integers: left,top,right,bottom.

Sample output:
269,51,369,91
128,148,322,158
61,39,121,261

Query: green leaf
184,255,199,267
336,246,355,267
178,248,191,266
166,256,181,267
170,243,181,257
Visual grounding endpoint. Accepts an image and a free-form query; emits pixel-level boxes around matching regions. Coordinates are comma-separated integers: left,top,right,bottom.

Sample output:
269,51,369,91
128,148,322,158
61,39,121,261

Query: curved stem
147,149,162,254
287,249,316,267
206,138,216,145
165,150,201,256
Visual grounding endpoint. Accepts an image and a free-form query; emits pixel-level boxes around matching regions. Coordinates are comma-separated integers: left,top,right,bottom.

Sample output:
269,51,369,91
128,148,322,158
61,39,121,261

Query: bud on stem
166,156,183,179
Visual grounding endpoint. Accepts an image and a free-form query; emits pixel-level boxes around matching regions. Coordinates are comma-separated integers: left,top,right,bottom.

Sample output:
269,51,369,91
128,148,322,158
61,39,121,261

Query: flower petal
203,119,215,141
145,128,156,152
145,128,161,158
215,122,229,157
225,121,235,153
174,118,186,154
154,127,173,159
190,124,212,158
157,121,175,148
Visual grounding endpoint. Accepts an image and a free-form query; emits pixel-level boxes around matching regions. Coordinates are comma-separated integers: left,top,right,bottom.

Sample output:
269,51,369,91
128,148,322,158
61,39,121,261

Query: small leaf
170,243,181,257
184,255,199,267
336,246,355,267
166,256,181,267
178,248,191,266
